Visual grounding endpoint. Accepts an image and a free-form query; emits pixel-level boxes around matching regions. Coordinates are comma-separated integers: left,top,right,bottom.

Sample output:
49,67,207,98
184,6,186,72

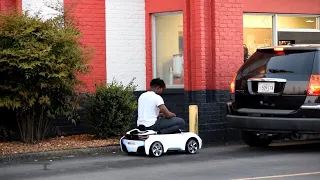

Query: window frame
243,13,320,48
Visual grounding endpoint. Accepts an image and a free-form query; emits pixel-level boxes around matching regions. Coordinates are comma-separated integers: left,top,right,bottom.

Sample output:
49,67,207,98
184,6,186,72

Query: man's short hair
150,78,166,89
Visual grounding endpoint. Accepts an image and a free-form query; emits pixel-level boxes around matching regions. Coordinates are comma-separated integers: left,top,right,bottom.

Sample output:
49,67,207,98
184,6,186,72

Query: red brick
0,0,21,12
65,0,106,92
210,0,244,90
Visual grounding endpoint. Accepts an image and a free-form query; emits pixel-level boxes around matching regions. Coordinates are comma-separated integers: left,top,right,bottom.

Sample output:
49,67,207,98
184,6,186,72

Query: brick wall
0,0,20,12
106,0,146,91
213,0,244,90
211,0,243,142
184,0,213,91
182,0,244,144
143,0,245,144
64,0,106,92
47,0,106,135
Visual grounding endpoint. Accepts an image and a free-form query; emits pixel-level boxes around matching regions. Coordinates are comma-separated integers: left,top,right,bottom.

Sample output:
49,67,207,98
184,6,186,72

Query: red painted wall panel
146,0,184,13
213,0,244,90
184,0,213,91
145,14,152,90
183,0,244,91
244,0,320,14
64,0,106,92
0,0,21,12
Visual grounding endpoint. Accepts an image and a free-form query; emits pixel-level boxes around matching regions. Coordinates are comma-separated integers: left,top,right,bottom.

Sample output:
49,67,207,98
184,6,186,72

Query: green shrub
0,10,91,143
87,79,138,138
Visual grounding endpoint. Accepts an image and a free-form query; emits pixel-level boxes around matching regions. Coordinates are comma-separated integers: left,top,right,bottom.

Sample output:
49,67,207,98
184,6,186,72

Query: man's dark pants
148,117,186,134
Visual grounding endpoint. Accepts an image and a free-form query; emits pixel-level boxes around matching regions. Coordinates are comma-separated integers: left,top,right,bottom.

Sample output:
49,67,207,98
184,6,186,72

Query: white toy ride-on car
120,126,202,157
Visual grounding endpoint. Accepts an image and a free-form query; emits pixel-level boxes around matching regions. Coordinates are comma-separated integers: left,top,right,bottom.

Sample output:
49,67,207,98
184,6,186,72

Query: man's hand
158,104,176,118
158,113,165,119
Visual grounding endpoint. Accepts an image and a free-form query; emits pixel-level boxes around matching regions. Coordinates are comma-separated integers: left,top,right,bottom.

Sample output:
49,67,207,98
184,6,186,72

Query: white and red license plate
258,82,275,93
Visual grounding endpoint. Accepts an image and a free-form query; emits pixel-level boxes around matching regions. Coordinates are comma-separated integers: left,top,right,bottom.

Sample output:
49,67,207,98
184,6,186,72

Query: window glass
277,16,317,29
241,50,316,75
154,13,184,87
243,14,273,56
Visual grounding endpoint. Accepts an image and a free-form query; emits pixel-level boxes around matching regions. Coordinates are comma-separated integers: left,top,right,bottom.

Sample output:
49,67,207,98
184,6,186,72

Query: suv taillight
307,74,320,96
230,74,237,94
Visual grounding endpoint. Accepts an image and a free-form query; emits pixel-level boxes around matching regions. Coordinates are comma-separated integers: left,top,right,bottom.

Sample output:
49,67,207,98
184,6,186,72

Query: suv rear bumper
226,115,320,133
226,100,320,133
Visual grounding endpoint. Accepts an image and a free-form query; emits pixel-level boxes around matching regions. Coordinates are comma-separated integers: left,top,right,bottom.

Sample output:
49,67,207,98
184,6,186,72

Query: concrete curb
0,144,121,164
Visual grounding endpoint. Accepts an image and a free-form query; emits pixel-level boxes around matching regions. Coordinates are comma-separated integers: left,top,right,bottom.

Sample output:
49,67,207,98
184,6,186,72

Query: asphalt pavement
1,141,320,180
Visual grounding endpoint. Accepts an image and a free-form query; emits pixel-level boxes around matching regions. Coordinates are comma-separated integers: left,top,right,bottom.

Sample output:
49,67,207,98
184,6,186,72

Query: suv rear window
241,50,316,75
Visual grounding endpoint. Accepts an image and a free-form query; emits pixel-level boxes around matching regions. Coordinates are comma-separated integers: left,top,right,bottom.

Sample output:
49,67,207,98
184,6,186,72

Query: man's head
150,78,166,94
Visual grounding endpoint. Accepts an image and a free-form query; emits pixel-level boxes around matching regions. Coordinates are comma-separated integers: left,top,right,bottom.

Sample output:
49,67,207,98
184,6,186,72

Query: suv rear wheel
242,131,272,147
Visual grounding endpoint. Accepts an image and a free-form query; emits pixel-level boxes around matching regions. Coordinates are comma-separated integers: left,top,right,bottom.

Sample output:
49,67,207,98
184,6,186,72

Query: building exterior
1,0,320,143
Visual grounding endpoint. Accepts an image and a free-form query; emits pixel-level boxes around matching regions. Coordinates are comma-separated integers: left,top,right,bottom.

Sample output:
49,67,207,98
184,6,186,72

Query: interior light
306,20,315,23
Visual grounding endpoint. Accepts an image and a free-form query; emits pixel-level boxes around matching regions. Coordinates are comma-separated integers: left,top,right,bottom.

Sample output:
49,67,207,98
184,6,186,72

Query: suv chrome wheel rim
188,140,198,153
152,142,163,156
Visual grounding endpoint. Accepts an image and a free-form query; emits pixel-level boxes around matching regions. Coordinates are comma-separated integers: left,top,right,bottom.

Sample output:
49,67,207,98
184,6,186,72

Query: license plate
122,139,143,146
128,141,135,145
258,82,275,93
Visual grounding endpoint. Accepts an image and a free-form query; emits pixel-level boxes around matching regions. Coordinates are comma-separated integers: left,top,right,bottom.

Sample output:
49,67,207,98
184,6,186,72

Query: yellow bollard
189,105,198,135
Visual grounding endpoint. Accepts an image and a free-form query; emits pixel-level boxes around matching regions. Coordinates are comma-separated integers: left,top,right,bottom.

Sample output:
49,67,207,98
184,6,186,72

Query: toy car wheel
186,138,199,154
149,141,164,157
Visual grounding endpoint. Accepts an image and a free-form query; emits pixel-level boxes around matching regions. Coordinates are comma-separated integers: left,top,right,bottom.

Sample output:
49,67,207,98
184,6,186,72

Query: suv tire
242,131,272,147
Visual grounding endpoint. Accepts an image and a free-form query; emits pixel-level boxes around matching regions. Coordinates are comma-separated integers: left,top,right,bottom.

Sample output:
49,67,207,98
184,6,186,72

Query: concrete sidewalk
0,145,121,164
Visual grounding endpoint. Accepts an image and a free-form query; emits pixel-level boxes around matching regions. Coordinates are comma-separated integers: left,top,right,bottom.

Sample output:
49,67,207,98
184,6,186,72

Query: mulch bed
0,134,120,156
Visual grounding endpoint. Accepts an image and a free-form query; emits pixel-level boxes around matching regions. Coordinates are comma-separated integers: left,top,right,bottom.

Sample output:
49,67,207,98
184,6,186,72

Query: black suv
226,44,320,147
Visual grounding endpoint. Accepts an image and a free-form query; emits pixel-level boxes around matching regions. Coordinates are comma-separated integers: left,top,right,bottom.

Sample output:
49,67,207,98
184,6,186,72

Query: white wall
106,0,146,91
22,0,63,20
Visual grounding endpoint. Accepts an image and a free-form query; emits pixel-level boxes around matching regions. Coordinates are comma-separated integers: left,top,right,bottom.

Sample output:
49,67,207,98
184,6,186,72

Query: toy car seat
137,125,146,131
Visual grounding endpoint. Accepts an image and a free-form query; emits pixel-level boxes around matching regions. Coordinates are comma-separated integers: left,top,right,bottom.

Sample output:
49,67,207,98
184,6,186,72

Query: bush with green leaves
87,79,138,138
0,11,91,143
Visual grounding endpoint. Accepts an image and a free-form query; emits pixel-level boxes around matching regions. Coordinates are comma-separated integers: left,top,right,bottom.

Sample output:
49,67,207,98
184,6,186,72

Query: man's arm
158,104,176,118
158,112,165,117
155,95,176,118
